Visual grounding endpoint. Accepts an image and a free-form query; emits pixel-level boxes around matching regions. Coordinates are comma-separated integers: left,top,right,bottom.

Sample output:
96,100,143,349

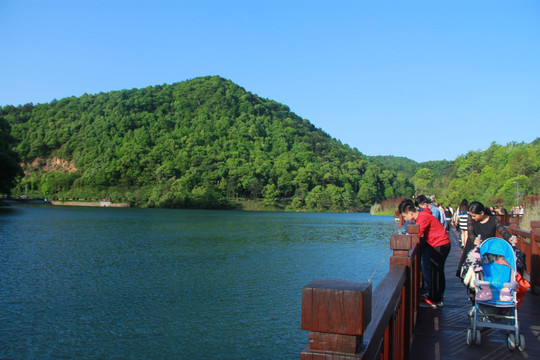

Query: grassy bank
233,199,290,212
521,202,540,231
372,210,396,216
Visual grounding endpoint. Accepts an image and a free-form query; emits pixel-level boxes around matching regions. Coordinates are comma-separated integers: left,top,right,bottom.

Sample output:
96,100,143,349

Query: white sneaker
419,299,437,309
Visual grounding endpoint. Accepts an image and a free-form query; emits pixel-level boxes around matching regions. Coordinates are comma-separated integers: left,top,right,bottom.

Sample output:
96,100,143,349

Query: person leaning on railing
399,199,451,309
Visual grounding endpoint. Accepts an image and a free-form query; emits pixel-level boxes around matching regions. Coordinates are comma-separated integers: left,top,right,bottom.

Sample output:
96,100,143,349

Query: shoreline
1,198,129,208
50,200,130,208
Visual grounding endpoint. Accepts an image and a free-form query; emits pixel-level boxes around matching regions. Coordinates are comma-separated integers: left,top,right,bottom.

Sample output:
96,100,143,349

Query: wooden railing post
407,224,420,244
531,221,540,238
390,234,412,267
509,216,520,230
301,279,372,359
530,221,540,294
389,234,416,359
497,214,510,226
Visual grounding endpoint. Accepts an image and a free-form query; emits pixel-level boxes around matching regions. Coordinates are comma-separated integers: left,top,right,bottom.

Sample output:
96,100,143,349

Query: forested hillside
1,76,415,210
373,142,540,208
442,140,540,207
2,76,538,210
0,116,23,194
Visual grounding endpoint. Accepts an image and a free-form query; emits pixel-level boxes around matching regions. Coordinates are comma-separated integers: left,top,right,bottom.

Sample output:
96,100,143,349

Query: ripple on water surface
0,207,395,359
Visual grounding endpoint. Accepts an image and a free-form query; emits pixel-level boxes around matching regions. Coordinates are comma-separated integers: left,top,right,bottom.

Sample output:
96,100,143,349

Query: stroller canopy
479,237,516,270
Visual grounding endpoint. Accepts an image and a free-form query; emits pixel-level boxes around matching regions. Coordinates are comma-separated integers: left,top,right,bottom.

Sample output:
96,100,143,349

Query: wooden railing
510,220,540,294
300,218,538,359
495,213,524,227
300,225,422,360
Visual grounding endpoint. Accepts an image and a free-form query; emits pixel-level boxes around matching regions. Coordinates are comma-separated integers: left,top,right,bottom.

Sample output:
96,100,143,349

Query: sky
1,0,539,163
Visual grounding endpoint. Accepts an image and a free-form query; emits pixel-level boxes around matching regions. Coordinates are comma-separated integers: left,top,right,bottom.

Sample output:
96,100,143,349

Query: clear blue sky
1,0,539,163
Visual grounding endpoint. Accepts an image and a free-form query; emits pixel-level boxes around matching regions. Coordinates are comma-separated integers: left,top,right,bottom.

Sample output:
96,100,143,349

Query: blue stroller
467,237,525,351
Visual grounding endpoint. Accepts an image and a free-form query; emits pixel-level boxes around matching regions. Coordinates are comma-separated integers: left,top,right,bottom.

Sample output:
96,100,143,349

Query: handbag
516,271,531,309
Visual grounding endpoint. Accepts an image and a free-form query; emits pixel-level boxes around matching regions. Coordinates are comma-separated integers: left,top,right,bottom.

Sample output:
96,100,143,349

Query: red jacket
417,208,450,247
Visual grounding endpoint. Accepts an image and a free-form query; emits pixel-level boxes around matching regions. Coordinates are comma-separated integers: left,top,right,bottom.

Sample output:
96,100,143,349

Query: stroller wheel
466,329,473,346
475,330,481,345
518,333,526,352
507,333,516,351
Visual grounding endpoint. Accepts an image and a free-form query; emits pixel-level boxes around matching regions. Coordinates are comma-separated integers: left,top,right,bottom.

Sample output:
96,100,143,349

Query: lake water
0,206,396,359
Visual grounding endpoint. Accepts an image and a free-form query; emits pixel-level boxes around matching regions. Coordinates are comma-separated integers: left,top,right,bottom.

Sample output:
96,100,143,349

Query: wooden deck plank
410,228,540,360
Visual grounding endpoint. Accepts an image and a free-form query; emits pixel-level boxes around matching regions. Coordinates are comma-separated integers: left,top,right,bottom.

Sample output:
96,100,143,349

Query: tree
262,182,280,205
413,168,434,195
305,185,331,211
357,164,381,206
0,117,23,194
496,175,529,207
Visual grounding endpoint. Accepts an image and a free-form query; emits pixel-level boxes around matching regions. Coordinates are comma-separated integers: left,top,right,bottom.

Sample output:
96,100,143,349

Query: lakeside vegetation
371,139,540,214
0,115,23,194
1,76,538,211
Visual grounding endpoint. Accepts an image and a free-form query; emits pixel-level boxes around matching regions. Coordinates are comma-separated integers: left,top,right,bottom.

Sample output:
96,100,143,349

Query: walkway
410,228,540,360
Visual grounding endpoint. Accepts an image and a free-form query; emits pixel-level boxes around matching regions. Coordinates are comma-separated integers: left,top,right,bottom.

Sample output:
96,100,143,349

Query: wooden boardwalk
410,228,540,360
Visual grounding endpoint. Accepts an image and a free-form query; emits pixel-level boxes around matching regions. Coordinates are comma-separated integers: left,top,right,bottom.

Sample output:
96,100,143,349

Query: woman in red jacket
400,199,451,308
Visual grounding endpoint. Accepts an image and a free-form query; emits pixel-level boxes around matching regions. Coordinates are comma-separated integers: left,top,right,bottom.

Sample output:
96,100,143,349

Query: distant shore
1,198,129,208
50,200,130,208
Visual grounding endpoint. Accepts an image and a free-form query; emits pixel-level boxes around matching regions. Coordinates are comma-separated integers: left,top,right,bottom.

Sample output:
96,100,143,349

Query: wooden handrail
510,220,540,294
300,225,421,359
359,265,407,359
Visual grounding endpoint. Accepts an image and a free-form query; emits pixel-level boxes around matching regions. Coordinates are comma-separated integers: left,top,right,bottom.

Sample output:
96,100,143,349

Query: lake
0,206,396,359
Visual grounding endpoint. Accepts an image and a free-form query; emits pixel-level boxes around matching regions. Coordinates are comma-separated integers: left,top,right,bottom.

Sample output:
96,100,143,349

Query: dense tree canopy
1,76,414,210
441,141,540,207
0,117,23,194
2,76,537,210
365,142,539,208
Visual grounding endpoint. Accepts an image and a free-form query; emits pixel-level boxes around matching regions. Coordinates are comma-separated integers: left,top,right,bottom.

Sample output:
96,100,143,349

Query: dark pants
430,243,451,302
420,236,432,294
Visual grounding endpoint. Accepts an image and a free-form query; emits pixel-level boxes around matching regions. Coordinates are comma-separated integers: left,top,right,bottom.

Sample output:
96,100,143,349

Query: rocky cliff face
21,156,78,175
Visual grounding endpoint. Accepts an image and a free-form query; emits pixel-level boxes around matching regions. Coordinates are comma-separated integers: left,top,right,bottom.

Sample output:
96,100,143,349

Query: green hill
442,141,540,207
2,76,537,210
1,76,414,210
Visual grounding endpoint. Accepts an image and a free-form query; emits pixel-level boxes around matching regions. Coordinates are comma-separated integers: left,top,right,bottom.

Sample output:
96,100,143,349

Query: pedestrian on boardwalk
399,199,451,308
456,201,517,278
444,206,452,231
416,195,442,223
456,199,469,247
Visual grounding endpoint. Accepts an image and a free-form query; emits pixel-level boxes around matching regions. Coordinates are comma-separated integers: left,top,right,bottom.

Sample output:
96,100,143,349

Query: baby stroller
466,237,525,351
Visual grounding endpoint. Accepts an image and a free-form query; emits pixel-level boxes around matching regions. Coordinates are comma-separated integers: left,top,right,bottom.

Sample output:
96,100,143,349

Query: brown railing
300,218,539,359
300,225,422,360
495,213,524,227
510,220,540,294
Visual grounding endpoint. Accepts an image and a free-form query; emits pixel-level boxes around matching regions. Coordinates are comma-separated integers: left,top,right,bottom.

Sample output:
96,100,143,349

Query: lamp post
513,180,519,206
